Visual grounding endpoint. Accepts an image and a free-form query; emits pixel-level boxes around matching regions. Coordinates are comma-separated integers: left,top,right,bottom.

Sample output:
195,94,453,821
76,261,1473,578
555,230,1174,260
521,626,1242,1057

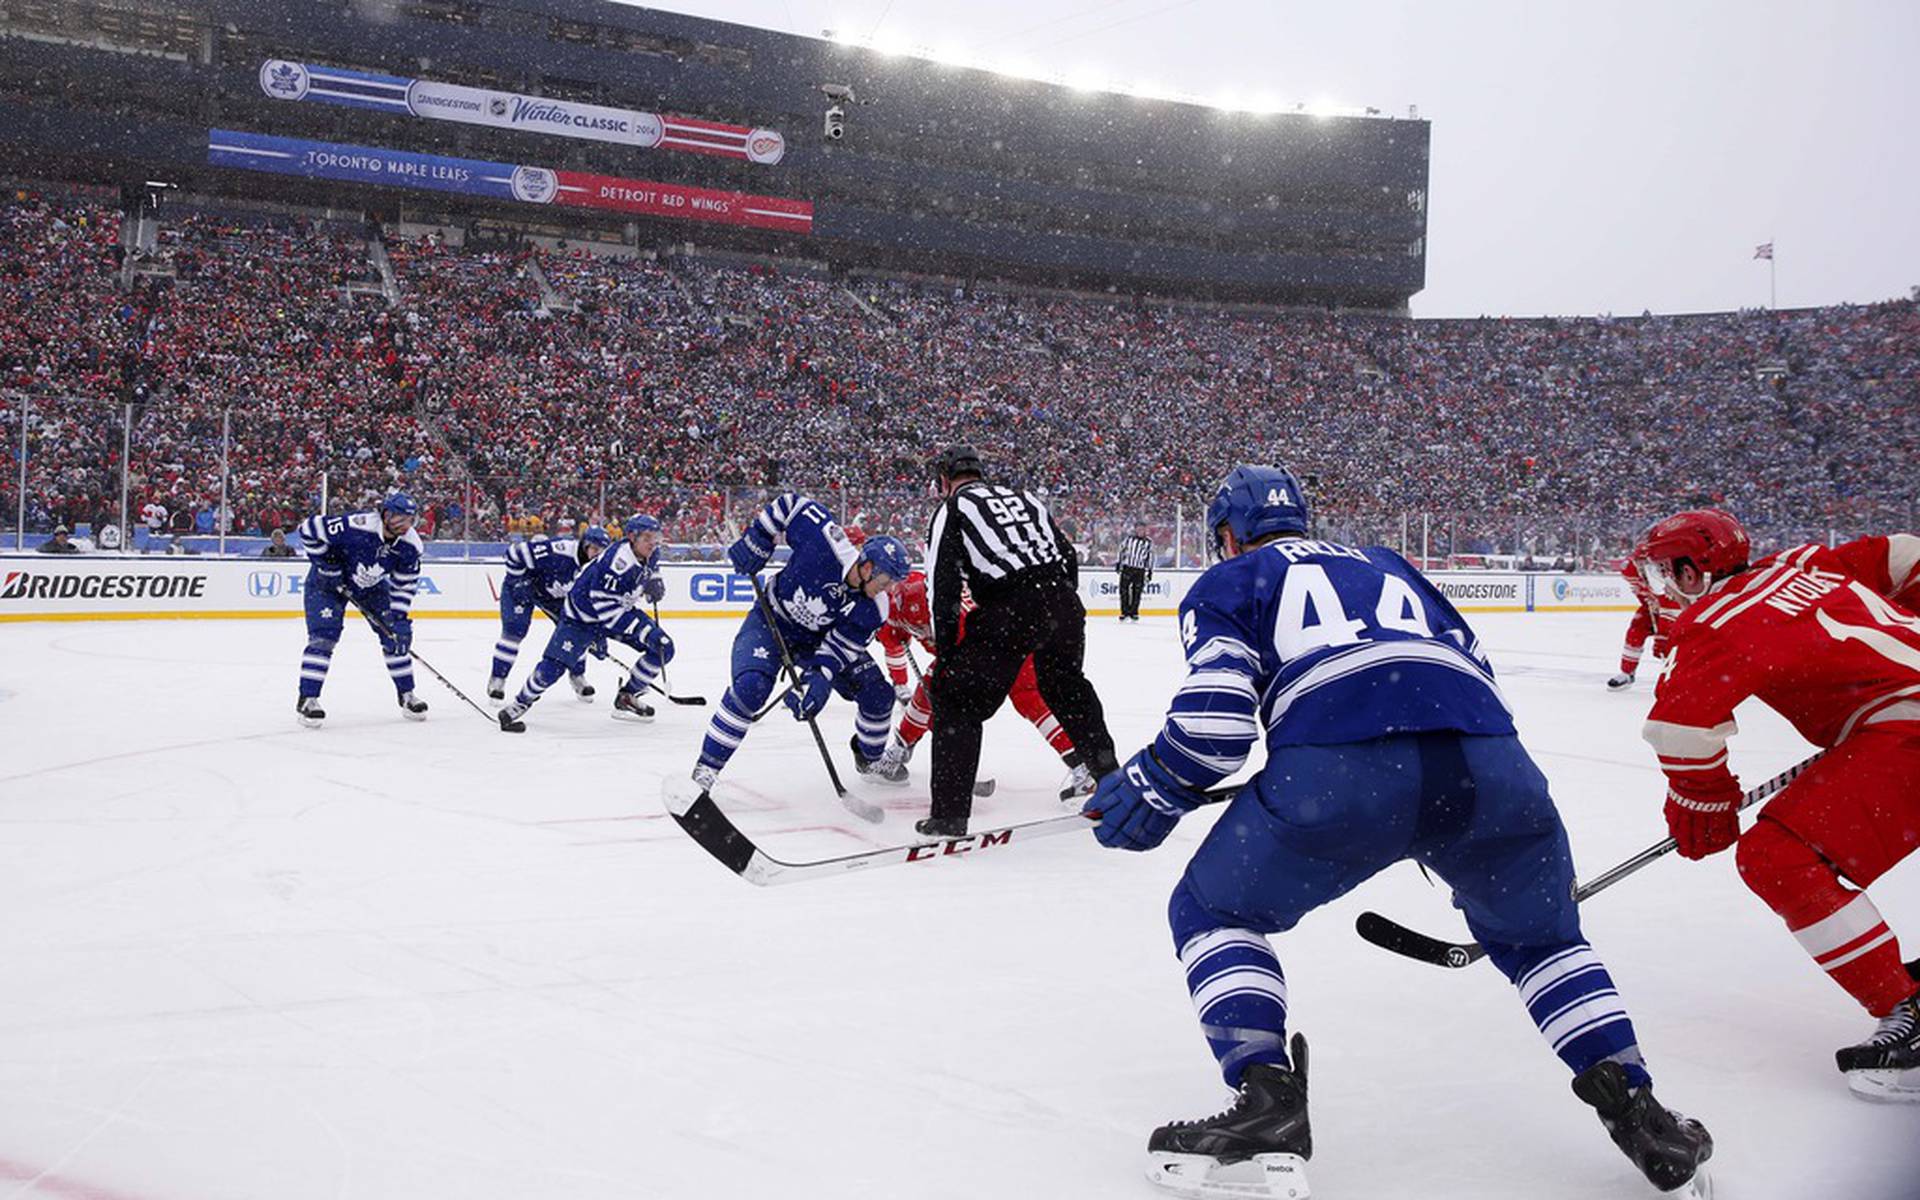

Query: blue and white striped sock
1512,941,1648,1086
491,634,521,681
1180,927,1292,1086
298,640,334,699
698,686,758,772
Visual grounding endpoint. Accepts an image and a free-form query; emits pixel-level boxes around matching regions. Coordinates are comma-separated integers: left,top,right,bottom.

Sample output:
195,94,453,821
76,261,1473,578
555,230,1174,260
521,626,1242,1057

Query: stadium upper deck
0,0,1429,308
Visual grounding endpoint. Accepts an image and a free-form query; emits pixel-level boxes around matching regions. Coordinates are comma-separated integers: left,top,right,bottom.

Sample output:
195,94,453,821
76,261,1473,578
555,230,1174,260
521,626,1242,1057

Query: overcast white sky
622,0,1919,317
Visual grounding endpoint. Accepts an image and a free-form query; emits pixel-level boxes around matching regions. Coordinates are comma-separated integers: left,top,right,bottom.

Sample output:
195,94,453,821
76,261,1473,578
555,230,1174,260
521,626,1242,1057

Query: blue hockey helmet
380,491,418,518
1205,465,1310,558
622,513,663,538
858,534,913,582
580,524,613,550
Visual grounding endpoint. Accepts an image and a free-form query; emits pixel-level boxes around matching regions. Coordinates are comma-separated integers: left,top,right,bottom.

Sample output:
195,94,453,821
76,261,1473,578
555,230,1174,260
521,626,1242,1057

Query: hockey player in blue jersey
294,493,427,726
486,526,612,703
1088,466,1714,1199
688,493,911,797
498,515,672,733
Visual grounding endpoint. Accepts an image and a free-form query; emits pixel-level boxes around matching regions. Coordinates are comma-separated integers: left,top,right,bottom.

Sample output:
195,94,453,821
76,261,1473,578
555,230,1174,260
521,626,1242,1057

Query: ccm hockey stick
662,778,1243,887
1356,751,1827,968
902,643,996,799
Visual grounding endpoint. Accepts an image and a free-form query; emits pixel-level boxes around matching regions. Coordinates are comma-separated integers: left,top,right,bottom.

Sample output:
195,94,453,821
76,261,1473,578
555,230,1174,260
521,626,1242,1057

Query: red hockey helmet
1632,510,1751,603
886,571,930,632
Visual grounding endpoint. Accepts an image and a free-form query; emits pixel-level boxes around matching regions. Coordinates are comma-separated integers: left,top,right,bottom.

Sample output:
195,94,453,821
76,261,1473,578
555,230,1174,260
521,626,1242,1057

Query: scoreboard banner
258,59,786,165
207,129,814,234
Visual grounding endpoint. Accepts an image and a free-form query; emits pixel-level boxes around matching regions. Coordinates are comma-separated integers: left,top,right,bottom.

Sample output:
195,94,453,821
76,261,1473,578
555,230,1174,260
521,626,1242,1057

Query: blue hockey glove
641,625,676,666
1086,747,1209,852
783,664,834,722
384,614,414,657
642,574,667,604
727,530,773,577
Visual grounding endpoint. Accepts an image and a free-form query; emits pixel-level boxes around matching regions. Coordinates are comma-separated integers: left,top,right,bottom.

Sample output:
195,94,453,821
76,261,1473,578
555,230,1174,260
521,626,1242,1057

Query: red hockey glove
1663,773,1742,860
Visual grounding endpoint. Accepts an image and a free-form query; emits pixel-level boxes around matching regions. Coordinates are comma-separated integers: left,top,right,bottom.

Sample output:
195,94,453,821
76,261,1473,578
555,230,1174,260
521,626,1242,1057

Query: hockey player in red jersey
870,572,1097,801
1609,558,1685,691
1636,509,1920,1101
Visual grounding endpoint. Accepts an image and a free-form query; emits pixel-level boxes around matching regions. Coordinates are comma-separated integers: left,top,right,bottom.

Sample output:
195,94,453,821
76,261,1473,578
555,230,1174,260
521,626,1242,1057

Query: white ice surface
1,613,1915,1200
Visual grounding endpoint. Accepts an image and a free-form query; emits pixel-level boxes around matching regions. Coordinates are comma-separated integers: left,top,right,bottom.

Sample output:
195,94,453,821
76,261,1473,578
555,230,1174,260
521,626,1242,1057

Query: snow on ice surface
0,613,1915,1200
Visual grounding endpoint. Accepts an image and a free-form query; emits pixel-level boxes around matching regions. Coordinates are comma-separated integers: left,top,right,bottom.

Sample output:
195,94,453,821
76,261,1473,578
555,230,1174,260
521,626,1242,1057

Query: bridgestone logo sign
1434,580,1522,601
0,571,208,600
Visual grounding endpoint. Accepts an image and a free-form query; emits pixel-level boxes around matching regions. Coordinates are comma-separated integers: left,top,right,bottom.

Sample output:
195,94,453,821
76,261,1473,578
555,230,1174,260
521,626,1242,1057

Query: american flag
1754,242,1774,260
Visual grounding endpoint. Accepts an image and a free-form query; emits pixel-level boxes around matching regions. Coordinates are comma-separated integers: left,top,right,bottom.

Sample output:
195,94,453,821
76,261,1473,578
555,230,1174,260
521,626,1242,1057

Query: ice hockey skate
1058,761,1095,804
1606,671,1635,691
485,678,506,704
612,686,655,723
1836,991,1920,1102
1145,1033,1311,1200
1571,1060,1713,1196
397,691,428,720
497,702,527,734
295,696,325,728
568,672,596,701
852,735,908,785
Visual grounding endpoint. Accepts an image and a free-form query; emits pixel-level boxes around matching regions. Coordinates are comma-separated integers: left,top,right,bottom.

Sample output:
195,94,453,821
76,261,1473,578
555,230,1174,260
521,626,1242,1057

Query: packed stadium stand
4,186,1915,565
0,0,1912,565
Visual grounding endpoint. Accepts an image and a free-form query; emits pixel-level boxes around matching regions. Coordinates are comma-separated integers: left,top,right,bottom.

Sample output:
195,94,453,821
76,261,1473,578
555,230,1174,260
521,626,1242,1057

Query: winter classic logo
259,60,310,101
2,570,207,601
510,166,558,204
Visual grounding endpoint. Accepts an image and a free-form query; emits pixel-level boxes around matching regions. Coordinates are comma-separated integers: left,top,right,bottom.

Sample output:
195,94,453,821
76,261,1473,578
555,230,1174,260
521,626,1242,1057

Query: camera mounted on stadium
819,84,858,141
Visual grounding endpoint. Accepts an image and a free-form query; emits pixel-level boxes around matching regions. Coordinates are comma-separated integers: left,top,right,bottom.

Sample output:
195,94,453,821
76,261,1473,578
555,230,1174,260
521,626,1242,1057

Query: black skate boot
1571,1060,1713,1194
852,735,908,785
497,701,527,734
612,686,654,723
914,816,968,840
486,677,506,703
1146,1033,1311,1200
397,691,428,721
296,696,325,728
568,672,596,701
1835,990,1920,1103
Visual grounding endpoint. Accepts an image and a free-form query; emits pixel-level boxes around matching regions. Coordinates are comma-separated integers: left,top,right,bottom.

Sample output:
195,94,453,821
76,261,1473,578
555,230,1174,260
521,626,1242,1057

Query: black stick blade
1354,911,1487,969
663,778,760,877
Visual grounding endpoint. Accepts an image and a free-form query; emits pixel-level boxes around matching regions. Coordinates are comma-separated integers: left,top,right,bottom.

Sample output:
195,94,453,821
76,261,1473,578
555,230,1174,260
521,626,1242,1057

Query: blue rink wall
0,556,1636,622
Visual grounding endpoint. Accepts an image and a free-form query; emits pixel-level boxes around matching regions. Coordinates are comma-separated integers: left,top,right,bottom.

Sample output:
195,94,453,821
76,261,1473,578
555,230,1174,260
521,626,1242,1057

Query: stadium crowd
4,187,1915,563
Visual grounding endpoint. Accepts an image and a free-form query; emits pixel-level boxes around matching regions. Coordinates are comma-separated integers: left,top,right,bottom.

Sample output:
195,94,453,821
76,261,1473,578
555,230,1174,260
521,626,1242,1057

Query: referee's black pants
1118,566,1147,619
928,575,1118,822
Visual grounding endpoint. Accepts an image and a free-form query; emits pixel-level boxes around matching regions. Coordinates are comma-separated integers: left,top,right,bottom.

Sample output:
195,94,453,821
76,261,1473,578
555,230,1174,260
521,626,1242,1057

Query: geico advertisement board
0,556,1632,620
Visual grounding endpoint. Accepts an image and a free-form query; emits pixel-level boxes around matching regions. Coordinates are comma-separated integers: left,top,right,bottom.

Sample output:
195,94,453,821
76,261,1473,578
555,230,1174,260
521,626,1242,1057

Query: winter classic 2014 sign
259,60,785,165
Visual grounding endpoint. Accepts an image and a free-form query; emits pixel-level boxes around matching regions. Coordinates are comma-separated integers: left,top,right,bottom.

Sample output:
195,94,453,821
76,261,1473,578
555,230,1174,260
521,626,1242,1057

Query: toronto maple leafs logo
783,586,834,630
259,60,310,101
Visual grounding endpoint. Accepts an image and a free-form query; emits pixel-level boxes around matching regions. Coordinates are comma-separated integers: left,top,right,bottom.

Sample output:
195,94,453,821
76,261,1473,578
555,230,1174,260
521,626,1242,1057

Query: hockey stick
1355,751,1828,969
749,573,885,825
901,643,996,798
602,645,709,707
648,601,708,704
662,776,1242,887
349,598,493,722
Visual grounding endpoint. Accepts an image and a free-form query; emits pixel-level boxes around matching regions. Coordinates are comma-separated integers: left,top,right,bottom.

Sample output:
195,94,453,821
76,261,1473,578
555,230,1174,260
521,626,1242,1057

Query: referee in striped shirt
919,446,1119,838
1116,527,1153,621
